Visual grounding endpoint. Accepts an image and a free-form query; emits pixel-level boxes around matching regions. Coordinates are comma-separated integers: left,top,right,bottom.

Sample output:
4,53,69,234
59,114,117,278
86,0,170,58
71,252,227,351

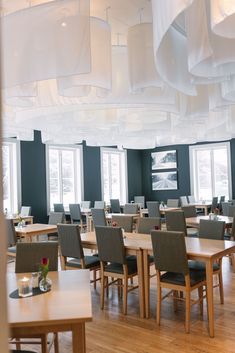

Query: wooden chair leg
93,270,97,290
198,286,203,315
185,290,191,334
218,271,224,304
41,334,48,353
123,276,128,315
15,339,21,350
173,290,178,312
54,333,59,353
100,273,105,310
157,284,161,326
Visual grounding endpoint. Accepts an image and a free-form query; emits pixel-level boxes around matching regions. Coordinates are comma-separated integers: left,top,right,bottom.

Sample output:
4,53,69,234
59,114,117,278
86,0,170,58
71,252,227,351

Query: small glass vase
39,276,52,292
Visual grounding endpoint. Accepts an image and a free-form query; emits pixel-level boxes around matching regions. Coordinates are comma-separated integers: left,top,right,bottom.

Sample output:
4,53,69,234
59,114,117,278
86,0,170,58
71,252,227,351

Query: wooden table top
8,270,92,328
141,207,180,215
15,223,58,237
186,215,233,228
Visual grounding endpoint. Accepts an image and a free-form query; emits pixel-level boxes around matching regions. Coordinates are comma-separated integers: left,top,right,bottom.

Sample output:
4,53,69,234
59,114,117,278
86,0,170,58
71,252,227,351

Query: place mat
9,287,50,299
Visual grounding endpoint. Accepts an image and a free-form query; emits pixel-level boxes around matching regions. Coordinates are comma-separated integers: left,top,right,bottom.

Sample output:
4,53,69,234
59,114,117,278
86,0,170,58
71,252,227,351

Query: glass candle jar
18,276,33,297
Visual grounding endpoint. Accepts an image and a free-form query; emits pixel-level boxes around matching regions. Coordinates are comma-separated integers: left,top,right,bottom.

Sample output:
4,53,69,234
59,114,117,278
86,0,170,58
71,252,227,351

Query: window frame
46,144,84,213
2,138,21,214
100,147,128,205
189,141,232,201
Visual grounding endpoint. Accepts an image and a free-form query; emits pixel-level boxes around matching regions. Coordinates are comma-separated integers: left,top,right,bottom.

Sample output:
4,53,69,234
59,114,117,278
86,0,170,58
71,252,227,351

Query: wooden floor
8,257,235,353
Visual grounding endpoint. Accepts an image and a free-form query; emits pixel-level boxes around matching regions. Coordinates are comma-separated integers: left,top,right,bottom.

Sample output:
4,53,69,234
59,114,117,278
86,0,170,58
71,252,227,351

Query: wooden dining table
6,215,34,225
140,207,180,217
15,223,58,241
87,213,140,232
8,270,92,353
186,215,233,228
141,236,235,337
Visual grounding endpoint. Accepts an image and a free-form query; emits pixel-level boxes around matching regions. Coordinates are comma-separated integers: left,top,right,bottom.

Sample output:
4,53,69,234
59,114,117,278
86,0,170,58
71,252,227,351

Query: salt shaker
31,272,39,288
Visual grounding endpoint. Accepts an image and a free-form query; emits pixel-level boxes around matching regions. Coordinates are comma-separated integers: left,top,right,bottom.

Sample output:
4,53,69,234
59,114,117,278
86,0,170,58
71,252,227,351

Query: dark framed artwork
152,171,178,191
151,150,177,170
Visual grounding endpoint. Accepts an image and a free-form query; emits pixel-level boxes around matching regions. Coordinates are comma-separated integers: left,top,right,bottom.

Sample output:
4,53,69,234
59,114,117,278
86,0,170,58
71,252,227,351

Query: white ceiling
2,0,235,148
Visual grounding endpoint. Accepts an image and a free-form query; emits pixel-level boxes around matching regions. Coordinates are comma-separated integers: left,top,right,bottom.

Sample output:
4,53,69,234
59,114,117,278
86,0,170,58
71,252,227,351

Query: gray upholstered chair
228,205,235,217
6,219,17,258
91,208,107,227
69,203,82,224
187,195,196,204
95,226,138,315
20,206,31,216
166,199,179,207
181,205,197,218
123,203,139,214
112,215,133,232
14,241,58,352
151,230,207,333
138,217,161,234
48,211,64,240
94,201,105,209
180,196,188,206
166,210,198,237
211,197,218,212
221,202,232,216
53,203,65,212
134,196,145,209
110,199,121,213
219,196,225,212
15,242,58,273
58,224,100,289
189,219,225,304
146,201,160,218
81,201,91,209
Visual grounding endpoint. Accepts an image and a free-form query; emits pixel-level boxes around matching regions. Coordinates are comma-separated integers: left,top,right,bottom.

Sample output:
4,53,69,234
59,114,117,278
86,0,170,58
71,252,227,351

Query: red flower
112,221,118,227
42,257,49,266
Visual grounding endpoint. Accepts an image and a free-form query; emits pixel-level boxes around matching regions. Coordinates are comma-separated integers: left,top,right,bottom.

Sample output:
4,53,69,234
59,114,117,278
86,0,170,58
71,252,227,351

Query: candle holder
18,276,33,297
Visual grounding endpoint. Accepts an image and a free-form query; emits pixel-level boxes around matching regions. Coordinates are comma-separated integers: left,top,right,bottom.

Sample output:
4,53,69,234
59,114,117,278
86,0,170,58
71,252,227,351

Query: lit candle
18,276,33,297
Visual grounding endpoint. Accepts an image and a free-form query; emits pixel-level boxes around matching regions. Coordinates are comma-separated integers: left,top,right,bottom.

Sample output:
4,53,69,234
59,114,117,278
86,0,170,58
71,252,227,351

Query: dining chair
187,195,196,204
166,199,179,207
189,219,225,304
181,205,197,218
6,219,18,259
91,208,107,227
180,196,188,206
166,210,198,237
211,197,218,212
94,201,105,209
57,224,100,289
47,212,65,240
221,202,232,216
112,215,133,232
110,199,121,213
14,242,58,353
95,226,138,315
138,217,161,234
81,201,91,209
151,230,207,333
123,203,139,214
20,206,31,216
134,196,145,209
219,196,225,212
69,203,82,224
146,201,160,218
228,205,235,217
53,203,65,212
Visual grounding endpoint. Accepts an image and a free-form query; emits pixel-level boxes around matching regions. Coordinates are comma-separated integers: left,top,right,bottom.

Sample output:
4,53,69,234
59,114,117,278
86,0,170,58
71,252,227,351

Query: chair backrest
151,230,189,275
180,196,188,206
181,205,197,218
146,201,160,218
91,208,107,226
138,217,161,234
20,206,31,216
112,215,133,232
165,211,187,236
199,219,225,240
110,199,121,213
58,224,84,259
53,203,65,212
211,197,218,211
221,201,232,216
81,201,91,209
6,219,17,247
48,212,65,225
123,203,139,214
227,205,235,217
219,196,225,204
15,242,58,273
95,226,126,264
166,199,179,207
94,201,105,209
134,196,145,209
69,204,81,222
187,195,196,204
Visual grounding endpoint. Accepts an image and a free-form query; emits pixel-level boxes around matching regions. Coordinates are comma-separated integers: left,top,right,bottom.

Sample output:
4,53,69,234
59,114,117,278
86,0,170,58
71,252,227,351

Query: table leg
143,250,150,319
206,260,214,337
72,323,86,353
136,250,145,318
205,206,208,216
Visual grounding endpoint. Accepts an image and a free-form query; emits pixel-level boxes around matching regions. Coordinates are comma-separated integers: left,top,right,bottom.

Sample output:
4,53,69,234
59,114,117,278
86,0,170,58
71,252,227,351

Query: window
189,142,231,201
46,145,83,211
101,148,128,205
2,139,21,214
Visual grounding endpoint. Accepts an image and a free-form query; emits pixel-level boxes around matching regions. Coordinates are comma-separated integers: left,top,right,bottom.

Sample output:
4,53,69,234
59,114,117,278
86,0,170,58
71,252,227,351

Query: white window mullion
58,150,63,204
210,149,215,197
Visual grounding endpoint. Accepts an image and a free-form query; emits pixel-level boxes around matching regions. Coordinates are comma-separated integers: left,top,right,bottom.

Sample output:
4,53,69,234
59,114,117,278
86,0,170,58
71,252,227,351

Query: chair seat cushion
8,246,16,253
105,257,137,275
160,269,206,286
66,255,100,269
188,260,220,271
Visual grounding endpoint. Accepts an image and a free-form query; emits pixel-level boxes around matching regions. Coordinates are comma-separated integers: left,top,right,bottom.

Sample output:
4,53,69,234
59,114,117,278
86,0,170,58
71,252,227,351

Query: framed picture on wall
152,171,178,191
151,150,177,170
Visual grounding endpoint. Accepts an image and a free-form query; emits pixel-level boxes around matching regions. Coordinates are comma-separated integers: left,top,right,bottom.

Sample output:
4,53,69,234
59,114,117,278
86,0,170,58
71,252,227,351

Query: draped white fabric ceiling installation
2,0,235,148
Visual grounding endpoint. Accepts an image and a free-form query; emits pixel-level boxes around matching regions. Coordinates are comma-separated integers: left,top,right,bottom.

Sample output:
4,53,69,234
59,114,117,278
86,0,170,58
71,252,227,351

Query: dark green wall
20,131,143,221
141,145,191,203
